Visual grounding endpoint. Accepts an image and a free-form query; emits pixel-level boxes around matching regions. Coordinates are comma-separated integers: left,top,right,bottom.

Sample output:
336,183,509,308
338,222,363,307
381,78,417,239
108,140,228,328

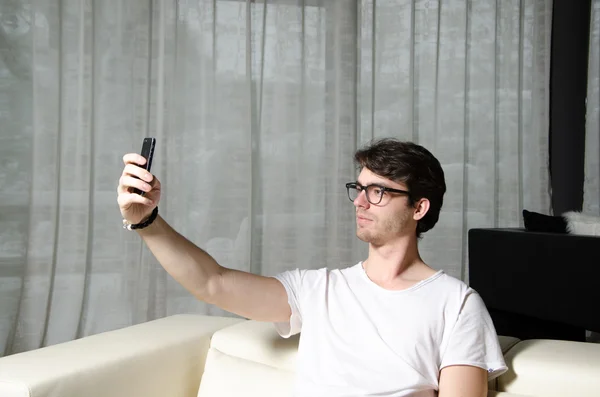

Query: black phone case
133,137,156,196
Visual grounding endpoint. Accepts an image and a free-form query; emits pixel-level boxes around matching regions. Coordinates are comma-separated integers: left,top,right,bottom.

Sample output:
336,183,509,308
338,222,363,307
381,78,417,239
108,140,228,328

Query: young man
117,138,506,397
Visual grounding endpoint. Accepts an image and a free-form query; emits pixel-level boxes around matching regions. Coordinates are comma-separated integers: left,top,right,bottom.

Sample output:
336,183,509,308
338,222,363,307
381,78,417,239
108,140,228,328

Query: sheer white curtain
0,0,552,356
584,0,599,215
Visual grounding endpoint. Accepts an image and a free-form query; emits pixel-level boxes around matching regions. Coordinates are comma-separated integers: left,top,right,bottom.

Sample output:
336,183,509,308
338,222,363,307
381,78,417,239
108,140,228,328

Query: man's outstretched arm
438,365,488,397
137,216,291,322
118,153,291,323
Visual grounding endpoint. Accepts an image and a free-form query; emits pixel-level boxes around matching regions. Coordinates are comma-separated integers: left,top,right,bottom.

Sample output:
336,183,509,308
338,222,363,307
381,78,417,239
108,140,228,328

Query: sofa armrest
0,314,243,397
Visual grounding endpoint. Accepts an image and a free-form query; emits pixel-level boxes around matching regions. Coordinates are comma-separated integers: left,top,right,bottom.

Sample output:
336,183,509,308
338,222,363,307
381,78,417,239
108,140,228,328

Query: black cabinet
468,228,600,342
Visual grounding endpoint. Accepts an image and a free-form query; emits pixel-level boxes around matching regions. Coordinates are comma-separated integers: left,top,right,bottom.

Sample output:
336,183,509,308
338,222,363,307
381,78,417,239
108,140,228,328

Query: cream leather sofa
0,314,599,397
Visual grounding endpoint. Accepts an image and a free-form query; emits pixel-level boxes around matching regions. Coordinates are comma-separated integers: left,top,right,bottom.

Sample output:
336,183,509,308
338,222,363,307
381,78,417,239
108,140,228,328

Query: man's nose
353,190,370,208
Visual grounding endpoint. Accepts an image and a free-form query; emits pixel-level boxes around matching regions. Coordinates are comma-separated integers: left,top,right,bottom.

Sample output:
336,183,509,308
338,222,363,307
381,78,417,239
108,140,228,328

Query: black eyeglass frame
345,182,412,205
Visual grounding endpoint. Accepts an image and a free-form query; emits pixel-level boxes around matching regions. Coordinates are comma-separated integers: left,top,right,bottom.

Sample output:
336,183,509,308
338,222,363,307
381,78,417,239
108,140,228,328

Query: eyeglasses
345,182,411,205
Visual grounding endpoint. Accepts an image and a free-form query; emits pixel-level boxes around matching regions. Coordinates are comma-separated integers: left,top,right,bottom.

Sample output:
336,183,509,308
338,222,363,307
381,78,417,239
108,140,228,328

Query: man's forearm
137,215,222,302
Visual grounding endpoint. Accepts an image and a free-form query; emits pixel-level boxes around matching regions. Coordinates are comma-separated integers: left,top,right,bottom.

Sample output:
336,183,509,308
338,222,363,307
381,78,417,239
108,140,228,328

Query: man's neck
363,236,434,288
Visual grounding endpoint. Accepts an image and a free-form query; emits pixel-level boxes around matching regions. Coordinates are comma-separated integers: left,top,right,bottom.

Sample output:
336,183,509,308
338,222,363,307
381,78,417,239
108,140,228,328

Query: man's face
353,168,417,246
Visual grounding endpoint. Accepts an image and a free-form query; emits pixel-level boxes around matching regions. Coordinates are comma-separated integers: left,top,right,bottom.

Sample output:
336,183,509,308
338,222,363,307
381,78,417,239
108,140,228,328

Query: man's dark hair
354,138,446,238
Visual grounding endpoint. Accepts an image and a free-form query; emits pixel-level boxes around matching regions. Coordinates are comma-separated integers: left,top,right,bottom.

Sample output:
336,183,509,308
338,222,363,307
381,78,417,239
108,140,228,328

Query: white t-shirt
274,262,508,397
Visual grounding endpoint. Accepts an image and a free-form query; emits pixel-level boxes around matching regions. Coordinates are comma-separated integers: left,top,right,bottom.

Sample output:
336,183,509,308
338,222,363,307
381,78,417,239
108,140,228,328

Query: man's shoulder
427,270,475,297
430,272,489,313
432,270,467,287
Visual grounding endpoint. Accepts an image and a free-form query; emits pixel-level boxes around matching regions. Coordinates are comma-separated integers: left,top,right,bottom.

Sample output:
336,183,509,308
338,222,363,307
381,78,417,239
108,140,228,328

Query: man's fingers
119,175,153,193
122,153,147,167
149,176,159,188
117,183,128,195
122,163,153,183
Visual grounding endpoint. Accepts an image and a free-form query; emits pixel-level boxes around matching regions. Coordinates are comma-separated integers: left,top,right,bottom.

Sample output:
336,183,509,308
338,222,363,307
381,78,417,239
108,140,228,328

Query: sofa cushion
197,320,298,397
498,339,600,397
208,319,298,371
197,348,294,397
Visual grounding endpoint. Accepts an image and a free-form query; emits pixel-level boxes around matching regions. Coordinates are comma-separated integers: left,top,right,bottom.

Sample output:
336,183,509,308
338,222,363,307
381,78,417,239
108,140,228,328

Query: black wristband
124,207,159,231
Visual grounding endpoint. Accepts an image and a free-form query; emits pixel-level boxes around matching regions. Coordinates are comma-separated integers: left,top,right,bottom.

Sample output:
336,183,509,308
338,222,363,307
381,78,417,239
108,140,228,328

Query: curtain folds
0,0,552,355
584,0,599,215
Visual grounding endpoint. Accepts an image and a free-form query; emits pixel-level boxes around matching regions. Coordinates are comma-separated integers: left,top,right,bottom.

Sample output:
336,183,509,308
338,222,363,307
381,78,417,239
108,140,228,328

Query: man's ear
413,198,430,221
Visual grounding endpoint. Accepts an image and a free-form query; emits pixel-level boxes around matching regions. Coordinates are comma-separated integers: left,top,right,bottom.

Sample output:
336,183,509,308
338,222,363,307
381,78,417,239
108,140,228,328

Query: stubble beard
356,211,413,245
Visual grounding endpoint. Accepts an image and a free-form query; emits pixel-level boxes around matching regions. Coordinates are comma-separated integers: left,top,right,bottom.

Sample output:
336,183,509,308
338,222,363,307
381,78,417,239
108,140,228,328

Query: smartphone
132,137,156,196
